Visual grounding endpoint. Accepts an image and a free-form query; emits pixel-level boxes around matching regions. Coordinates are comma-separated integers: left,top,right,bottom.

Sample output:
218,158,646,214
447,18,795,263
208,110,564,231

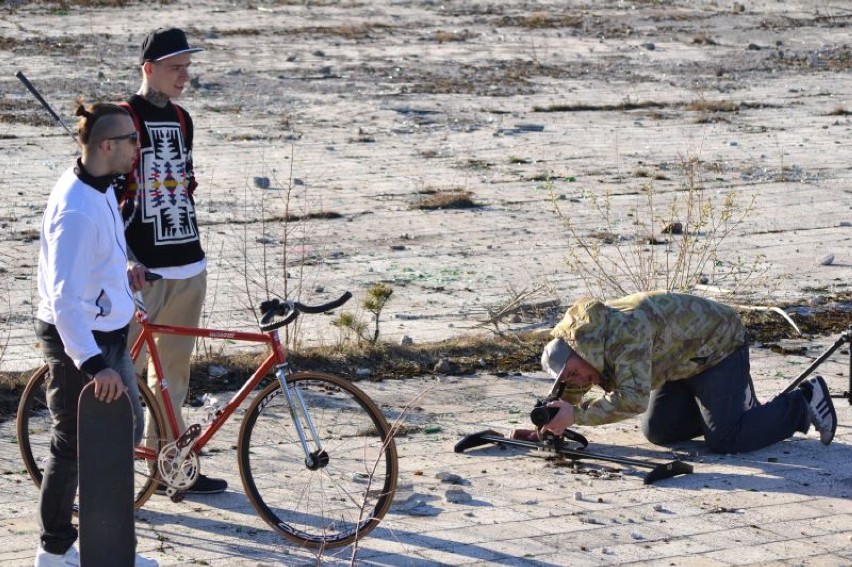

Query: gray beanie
541,338,573,379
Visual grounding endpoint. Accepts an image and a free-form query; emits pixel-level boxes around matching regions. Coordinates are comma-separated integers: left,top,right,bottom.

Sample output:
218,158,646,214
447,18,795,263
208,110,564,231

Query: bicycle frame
18,288,396,547
128,308,287,461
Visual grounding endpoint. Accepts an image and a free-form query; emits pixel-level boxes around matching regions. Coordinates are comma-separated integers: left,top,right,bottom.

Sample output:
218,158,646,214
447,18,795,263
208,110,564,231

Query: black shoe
155,474,228,496
186,474,228,495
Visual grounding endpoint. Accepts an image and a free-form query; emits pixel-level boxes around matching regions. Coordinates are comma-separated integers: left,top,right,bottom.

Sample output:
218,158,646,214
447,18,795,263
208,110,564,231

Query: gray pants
641,344,811,453
36,321,143,555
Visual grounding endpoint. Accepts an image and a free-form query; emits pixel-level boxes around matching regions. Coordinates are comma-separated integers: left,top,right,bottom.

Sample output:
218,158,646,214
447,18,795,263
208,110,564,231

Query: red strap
173,103,188,139
118,101,142,205
118,101,142,138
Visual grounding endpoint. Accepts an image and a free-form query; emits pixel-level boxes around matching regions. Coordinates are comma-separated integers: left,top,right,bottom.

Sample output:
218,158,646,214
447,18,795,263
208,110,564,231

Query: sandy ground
1,3,852,565
1,331,851,566
2,1,852,373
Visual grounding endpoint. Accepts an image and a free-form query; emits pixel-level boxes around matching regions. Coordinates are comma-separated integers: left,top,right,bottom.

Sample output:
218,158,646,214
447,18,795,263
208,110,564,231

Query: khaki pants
129,269,206,441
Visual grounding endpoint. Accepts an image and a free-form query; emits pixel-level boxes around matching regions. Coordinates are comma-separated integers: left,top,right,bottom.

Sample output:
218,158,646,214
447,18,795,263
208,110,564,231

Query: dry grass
210,23,391,40
534,100,777,115
633,168,670,181
13,229,40,243
496,12,584,29
432,30,474,43
461,159,493,170
412,189,478,210
305,24,391,40
533,101,669,113
13,0,175,8
692,34,718,45
203,210,342,228
687,99,740,112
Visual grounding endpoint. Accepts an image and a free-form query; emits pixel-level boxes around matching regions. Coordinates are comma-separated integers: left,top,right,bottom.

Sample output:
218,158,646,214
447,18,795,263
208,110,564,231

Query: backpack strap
118,101,142,138
170,102,196,194
117,101,141,206
171,102,189,140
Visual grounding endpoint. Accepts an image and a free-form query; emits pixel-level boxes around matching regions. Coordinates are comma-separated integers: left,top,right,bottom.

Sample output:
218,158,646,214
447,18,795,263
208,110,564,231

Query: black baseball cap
140,28,203,64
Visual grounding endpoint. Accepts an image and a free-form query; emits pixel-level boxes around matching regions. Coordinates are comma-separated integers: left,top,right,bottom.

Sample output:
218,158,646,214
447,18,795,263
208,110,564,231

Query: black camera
530,400,560,427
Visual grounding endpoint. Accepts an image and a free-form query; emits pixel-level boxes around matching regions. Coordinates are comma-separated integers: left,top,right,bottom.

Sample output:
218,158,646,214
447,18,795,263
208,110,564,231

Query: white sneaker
34,545,79,567
35,545,156,567
801,375,837,445
135,552,159,567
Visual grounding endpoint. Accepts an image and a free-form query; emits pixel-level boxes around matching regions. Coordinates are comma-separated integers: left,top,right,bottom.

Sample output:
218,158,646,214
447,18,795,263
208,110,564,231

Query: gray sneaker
800,376,837,445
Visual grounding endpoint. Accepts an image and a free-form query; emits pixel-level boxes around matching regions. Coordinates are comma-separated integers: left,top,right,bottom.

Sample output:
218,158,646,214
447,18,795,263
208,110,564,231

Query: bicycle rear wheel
237,371,399,548
16,364,165,509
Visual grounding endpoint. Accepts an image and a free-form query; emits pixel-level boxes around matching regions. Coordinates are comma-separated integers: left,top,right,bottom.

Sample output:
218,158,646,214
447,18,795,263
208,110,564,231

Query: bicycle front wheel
237,371,399,548
16,363,165,509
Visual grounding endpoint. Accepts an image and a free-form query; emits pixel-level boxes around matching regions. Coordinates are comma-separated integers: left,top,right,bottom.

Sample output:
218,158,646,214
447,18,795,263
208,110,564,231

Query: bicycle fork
275,365,329,470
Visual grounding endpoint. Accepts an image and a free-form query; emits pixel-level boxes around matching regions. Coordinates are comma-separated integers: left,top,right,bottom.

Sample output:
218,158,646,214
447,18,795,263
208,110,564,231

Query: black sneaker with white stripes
799,375,837,445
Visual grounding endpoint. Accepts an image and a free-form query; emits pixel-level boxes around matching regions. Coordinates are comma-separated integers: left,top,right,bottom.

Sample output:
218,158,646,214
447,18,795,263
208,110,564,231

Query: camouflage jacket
550,291,747,426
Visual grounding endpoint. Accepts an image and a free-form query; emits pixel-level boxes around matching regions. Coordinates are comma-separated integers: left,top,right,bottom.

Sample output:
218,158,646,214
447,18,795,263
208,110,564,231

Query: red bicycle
17,290,399,548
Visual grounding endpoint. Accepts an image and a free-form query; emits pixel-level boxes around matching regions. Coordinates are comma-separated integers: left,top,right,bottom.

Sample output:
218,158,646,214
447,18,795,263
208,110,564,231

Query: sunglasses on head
105,131,139,143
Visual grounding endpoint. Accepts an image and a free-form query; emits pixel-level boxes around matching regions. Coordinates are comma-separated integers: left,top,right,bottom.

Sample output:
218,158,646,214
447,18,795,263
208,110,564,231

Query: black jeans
36,321,143,555
641,344,811,453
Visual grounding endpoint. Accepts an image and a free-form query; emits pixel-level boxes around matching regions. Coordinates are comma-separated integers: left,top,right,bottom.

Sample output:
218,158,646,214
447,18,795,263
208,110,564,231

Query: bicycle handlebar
259,291,352,332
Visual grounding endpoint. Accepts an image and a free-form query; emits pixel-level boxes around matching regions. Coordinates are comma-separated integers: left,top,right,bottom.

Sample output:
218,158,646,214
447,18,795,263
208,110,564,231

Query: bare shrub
549,152,764,298
471,284,560,336
225,146,325,351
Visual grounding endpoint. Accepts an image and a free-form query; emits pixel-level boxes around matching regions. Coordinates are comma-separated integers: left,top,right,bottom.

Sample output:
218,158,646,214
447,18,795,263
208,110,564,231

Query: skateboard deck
78,382,135,567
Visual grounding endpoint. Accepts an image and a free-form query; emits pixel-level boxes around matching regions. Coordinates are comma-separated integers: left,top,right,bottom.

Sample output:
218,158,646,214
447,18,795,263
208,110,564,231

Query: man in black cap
120,27,227,495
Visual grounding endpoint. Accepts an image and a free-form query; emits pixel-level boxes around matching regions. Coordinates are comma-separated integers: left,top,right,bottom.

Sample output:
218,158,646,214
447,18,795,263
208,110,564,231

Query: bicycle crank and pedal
158,423,202,502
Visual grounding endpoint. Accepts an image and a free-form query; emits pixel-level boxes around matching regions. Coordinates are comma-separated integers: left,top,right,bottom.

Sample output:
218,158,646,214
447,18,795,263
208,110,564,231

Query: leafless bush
549,151,765,298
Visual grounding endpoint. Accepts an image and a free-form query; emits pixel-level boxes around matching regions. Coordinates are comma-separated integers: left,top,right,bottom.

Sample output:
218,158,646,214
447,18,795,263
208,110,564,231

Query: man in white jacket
34,100,157,567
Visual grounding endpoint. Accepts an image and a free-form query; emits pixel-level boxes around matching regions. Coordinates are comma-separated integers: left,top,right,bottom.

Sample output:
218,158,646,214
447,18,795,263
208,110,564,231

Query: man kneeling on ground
516,290,836,453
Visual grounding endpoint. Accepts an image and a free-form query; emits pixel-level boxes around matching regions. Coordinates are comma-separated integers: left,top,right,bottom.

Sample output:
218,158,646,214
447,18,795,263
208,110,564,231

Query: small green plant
332,312,369,346
363,283,393,343
332,283,394,346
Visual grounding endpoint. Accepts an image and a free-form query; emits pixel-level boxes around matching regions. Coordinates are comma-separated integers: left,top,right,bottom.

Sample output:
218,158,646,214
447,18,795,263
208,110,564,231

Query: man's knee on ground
641,417,680,446
642,414,702,446
703,430,741,454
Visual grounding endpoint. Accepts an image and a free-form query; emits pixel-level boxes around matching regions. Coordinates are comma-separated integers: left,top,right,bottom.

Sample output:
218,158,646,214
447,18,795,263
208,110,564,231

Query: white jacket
37,165,135,369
